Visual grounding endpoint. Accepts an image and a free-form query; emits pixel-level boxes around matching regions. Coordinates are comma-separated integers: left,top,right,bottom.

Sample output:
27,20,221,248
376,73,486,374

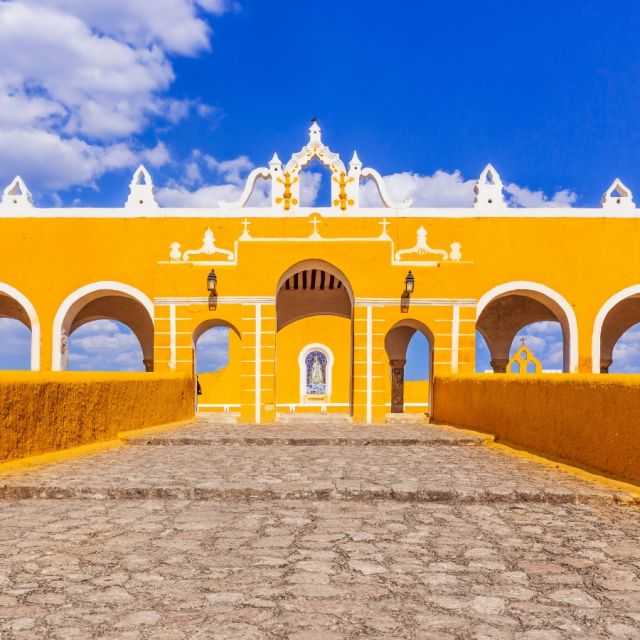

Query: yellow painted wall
275,315,351,412
404,380,429,413
0,372,193,462
432,374,640,485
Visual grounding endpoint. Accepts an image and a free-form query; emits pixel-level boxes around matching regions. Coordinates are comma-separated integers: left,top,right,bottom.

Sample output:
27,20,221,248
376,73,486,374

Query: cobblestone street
0,421,639,639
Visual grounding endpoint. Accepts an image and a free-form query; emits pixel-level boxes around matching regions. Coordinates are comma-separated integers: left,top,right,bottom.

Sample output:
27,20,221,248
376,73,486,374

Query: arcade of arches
1,122,640,422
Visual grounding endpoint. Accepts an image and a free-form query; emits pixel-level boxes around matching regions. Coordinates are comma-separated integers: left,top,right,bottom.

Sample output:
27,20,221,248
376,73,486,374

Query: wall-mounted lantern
401,271,414,313
207,269,218,310
405,271,415,294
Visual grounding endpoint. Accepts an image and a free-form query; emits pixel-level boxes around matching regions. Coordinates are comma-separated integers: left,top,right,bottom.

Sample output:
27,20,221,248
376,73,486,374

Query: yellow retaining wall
432,374,640,485
0,372,194,462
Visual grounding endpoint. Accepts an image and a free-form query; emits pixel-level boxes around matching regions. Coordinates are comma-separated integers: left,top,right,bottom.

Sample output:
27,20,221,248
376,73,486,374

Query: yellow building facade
1,122,640,423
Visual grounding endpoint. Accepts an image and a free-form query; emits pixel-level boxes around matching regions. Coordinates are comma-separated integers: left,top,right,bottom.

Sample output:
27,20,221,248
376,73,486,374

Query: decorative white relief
169,242,182,261
125,165,159,209
360,167,412,209
60,328,69,370
1,176,34,209
218,121,413,212
178,228,235,262
394,226,461,262
601,178,635,210
473,163,506,208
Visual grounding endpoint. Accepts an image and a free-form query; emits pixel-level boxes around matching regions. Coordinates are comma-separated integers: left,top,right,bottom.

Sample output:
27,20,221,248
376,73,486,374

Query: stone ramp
0,422,636,505
1,421,640,639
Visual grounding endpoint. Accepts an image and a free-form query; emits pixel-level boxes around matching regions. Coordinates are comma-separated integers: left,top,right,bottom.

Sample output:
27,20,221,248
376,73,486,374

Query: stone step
0,483,632,505
276,412,353,426
195,412,239,425
385,412,429,425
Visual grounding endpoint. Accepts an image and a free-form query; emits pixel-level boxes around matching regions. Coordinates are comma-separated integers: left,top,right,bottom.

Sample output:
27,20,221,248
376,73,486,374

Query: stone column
600,358,612,374
390,359,406,413
490,358,509,373
143,359,154,372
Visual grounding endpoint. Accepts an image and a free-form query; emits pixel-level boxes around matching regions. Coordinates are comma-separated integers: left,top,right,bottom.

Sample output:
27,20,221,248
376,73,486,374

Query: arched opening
385,319,434,415
476,282,577,373
593,287,640,373
68,320,145,371
0,284,39,370
0,286,39,370
507,321,564,373
193,319,241,413
275,260,353,415
53,282,153,372
297,159,325,207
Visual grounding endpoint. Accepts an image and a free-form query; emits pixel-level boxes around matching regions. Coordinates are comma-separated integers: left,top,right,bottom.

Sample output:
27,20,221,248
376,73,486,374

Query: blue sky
1,1,640,372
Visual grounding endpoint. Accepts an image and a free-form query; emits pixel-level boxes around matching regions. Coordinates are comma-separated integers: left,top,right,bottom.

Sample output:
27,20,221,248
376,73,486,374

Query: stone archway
384,319,434,414
0,283,40,371
592,285,640,373
476,282,578,373
275,260,353,415
53,282,154,371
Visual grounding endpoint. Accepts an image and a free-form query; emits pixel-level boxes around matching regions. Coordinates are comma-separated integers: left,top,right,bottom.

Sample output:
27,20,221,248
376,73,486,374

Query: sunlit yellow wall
432,374,640,485
3,211,640,421
404,380,429,413
0,372,193,462
275,315,351,412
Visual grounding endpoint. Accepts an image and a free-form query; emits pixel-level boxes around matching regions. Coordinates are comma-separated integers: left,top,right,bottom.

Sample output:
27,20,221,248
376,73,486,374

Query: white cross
379,218,390,238
309,215,321,238
241,218,251,234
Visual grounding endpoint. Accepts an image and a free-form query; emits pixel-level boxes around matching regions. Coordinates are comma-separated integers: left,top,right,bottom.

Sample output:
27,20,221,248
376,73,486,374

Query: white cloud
196,325,229,372
360,169,577,208
0,0,233,194
68,319,144,371
506,183,577,208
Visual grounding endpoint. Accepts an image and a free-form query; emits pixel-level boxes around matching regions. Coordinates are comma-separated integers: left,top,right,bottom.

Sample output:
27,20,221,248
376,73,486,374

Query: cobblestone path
0,421,639,639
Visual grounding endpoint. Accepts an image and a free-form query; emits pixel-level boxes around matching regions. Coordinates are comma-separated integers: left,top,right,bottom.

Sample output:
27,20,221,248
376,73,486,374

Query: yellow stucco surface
0,372,193,462
432,374,640,485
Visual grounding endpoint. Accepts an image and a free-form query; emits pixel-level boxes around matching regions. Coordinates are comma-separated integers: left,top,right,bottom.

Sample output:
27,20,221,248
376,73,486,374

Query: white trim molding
0,283,40,371
52,281,154,371
476,281,579,373
591,284,640,373
298,342,335,404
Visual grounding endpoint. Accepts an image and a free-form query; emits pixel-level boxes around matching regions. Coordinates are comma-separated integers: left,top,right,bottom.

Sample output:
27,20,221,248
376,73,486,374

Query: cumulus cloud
0,0,233,194
196,325,229,372
0,318,31,370
360,169,577,208
68,319,144,371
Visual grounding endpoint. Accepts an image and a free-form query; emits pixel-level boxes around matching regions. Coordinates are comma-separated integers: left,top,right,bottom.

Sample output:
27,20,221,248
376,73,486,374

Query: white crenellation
1,176,34,209
601,178,635,210
473,163,506,208
125,165,159,209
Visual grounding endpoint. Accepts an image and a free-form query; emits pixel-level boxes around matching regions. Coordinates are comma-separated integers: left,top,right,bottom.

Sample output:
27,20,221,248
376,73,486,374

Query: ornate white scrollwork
360,167,412,209
219,166,271,208
601,178,635,210
394,226,461,262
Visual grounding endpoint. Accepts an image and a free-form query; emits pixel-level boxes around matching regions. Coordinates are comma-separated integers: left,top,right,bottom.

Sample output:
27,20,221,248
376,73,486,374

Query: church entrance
275,260,353,418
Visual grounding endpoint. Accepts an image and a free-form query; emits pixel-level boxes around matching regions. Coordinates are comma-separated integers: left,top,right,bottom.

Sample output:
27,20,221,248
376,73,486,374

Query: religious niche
305,350,328,400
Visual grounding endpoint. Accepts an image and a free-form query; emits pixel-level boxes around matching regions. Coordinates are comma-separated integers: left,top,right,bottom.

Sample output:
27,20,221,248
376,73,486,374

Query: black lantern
405,271,415,294
207,269,217,294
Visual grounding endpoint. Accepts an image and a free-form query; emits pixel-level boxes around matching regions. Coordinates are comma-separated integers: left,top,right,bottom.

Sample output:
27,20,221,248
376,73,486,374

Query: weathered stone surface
0,421,638,638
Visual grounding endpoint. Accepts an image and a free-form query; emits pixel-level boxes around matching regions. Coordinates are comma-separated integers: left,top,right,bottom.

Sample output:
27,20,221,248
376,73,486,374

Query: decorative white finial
125,165,158,209
1,176,34,209
309,117,322,144
474,163,506,208
349,150,362,171
601,178,635,210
